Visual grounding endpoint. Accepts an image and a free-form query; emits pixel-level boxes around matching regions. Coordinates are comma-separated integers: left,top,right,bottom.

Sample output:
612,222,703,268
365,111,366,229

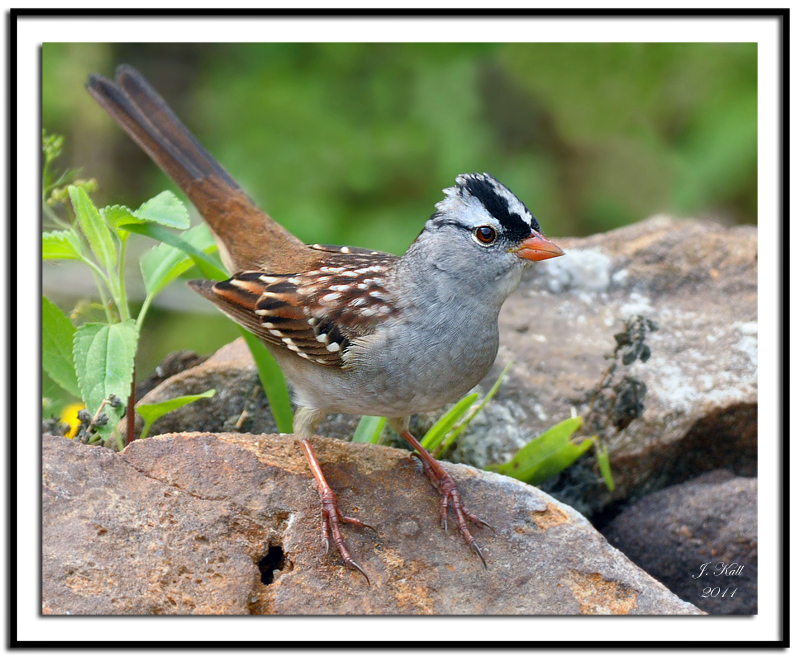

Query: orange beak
513,230,565,262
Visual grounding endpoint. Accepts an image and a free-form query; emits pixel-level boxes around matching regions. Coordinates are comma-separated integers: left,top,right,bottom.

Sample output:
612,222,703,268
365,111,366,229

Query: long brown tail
86,65,307,272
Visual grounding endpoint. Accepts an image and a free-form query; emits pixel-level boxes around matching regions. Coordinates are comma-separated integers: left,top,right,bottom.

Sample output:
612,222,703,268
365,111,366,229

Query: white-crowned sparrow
87,65,564,583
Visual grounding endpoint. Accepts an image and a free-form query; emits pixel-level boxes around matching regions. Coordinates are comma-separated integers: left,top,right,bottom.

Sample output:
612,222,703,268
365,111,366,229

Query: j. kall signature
692,561,745,579
691,561,745,599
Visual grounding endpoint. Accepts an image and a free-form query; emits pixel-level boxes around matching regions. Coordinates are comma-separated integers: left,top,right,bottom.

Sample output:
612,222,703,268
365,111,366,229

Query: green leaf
240,329,294,433
596,443,615,492
420,393,479,452
489,417,592,485
102,205,140,230
73,320,138,436
525,436,593,486
140,224,217,297
136,389,216,441
124,222,228,280
42,297,81,398
352,416,386,444
134,191,190,229
42,230,82,261
69,185,116,270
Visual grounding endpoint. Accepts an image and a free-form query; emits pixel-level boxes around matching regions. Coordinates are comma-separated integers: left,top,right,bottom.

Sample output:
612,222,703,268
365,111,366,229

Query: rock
135,349,207,401
601,470,757,614
42,433,701,615
472,215,757,515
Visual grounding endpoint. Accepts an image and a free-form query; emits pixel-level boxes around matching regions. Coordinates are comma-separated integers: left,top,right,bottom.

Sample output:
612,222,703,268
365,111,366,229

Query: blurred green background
42,42,757,402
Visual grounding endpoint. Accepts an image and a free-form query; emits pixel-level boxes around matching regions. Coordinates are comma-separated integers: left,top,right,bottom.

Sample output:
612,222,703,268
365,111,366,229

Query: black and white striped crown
436,172,541,241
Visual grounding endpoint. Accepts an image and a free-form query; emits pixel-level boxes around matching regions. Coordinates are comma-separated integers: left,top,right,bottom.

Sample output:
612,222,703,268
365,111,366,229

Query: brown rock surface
42,433,701,615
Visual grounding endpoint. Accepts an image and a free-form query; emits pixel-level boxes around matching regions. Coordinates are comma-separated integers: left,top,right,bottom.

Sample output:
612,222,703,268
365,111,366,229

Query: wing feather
189,250,399,367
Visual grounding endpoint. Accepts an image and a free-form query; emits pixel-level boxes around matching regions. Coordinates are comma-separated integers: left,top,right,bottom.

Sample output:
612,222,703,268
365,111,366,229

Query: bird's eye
475,225,497,245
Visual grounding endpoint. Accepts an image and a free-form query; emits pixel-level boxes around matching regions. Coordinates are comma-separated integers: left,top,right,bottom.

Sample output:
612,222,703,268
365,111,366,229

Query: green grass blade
123,222,227,281
523,436,594,485
352,416,386,444
240,329,294,433
136,389,216,441
596,442,615,491
420,393,479,452
140,224,217,297
489,416,592,485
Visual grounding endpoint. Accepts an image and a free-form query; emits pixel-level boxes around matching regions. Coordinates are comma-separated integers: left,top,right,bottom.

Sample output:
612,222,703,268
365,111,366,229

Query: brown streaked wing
209,273,339,365
202,249,399,367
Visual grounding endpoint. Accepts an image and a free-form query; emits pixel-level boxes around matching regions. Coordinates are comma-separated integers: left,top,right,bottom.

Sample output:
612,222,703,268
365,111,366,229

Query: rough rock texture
602,470,757,615
42,433,701,615
135,350,208,401
120,216,757,518
484,216,757,514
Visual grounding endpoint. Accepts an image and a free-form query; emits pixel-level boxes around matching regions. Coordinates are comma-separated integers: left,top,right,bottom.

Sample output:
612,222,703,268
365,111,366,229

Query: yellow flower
60,403,85,439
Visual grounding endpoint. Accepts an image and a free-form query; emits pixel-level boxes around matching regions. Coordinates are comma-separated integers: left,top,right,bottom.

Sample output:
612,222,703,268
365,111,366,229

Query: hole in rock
258,545,286,585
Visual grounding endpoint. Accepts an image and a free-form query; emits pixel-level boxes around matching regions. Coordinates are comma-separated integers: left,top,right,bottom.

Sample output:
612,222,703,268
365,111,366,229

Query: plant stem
87,267,114,324
42,203,69,228
136,293,155,332
126,369,136,446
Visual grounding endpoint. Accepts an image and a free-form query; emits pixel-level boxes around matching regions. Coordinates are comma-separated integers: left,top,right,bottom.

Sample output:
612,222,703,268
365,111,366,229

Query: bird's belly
276,320,500,418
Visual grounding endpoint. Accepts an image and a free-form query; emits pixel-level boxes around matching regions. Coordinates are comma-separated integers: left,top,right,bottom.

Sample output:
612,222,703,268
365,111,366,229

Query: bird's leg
295,409,371,584
391,420,492,569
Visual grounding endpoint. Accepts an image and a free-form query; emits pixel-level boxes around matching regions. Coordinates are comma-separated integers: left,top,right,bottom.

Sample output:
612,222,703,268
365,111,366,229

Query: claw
457,503,496,535
321,500,372,585
349,559,371,585
472,541,488,570
480,520,498,536
301,438,372,585
341,516,375,533
400,429,495,568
